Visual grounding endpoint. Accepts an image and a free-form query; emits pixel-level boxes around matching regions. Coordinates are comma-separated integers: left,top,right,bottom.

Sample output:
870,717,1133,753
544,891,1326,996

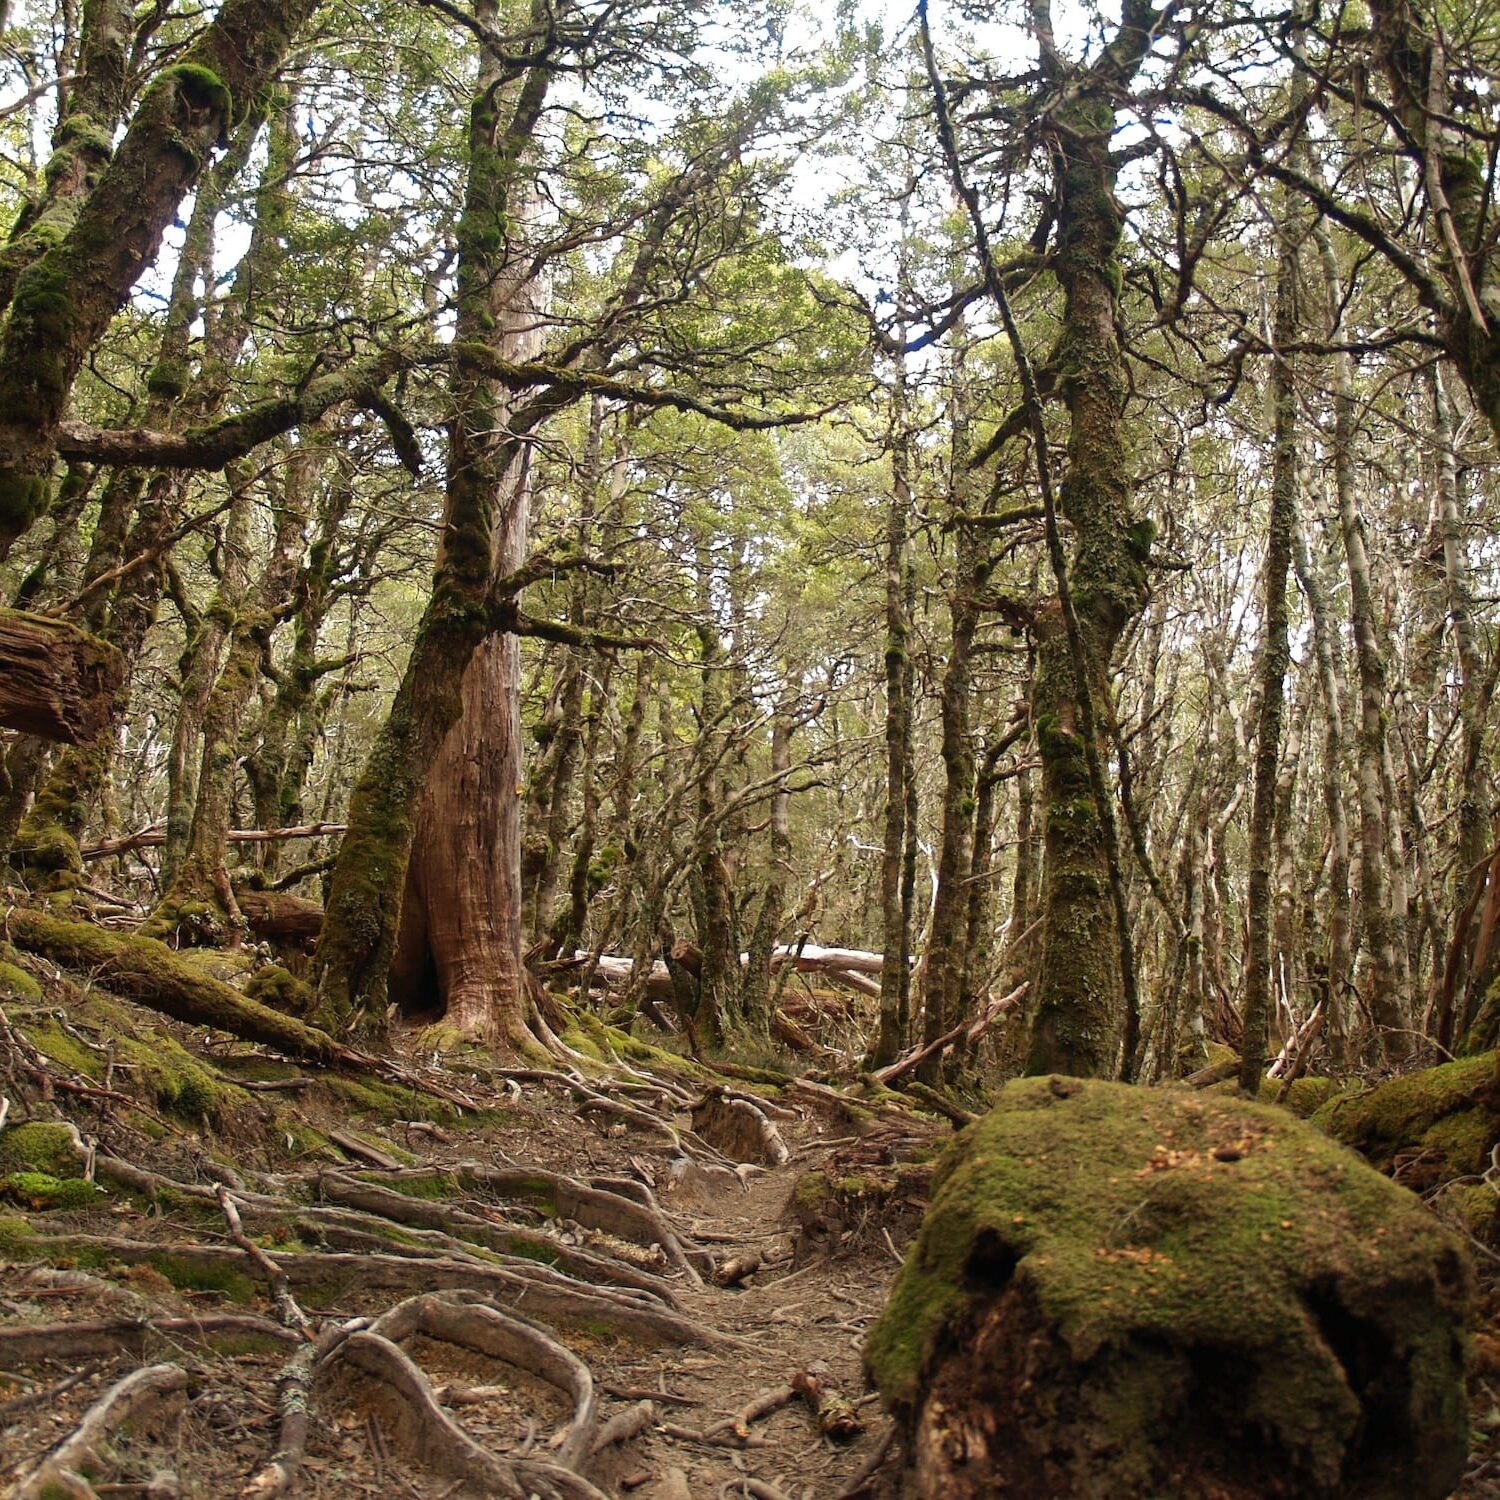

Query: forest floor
4,969,1500,1497
0,971,934,1499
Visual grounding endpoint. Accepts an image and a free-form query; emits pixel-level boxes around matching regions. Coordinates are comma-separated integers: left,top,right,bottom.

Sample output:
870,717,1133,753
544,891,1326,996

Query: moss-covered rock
244,963,313,1016
865,1077,1472,1500
1312,1051,1499,1190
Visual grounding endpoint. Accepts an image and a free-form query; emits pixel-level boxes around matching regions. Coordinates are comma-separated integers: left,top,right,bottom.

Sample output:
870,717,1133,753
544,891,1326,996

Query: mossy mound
0,1121,84,1176
1312,1051,1499,1191
2,1170,104,1210
865,1076,1472,1500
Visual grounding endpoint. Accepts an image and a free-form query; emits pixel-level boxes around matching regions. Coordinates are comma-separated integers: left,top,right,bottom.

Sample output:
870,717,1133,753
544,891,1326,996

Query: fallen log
80,821,346,861
0,606,123,743
235,887,325,942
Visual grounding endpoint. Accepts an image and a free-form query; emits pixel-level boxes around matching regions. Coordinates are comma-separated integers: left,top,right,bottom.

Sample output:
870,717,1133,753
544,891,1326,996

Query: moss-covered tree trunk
1024,58,1152,1077
312,8,549,1042
0,0,317,559
873,359,915,1068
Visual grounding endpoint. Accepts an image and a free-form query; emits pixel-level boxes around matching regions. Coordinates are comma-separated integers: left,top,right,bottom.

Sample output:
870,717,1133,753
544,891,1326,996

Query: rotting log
0,607,123,743
235,886,324,942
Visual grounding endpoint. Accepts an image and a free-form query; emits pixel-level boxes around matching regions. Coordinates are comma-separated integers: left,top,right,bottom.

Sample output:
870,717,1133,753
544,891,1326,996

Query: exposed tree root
369,1292,597,1467
9,1231,736,1344
331,1329,610,1500
0,1312,298,1362
316,1169,680,1301
16,1361,189,1499
360,1162,714,1282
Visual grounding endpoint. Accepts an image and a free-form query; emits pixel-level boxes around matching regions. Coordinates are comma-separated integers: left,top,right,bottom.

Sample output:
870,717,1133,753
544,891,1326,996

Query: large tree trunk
311,18,549,1039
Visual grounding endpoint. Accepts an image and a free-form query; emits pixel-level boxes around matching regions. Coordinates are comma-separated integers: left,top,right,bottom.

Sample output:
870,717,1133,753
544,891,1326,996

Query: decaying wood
0,606,124,743
16,1361,189,1499
790,1367,864,1441
590,1399,656,1453
712,1252,762,1287
234,886,325,942
691,1088,790,1166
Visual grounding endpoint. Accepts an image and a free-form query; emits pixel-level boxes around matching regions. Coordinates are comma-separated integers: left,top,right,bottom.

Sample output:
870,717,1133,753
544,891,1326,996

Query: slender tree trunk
873,362,915,1066
1315,218,1411,1060
1240,216,1301,1094
1291,512,1352,1057
1025,77,1151,1078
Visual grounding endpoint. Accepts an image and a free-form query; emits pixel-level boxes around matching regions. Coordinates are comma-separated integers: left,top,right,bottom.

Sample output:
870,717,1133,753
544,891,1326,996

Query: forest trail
0,991,930,1499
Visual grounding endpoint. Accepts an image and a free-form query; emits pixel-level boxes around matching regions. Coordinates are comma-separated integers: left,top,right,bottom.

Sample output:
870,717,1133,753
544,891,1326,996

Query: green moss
0,1121,82,1176
366,1170,459,1201
865,1076,1473,1477
1272,1074,1346,1118
244,964,313,1016
149,1253,255,1301
2,1171,104,1210
0,1214,39,1258
322,1074,456,1124
114,1032,244,1124
160,63,233,119
0,959,41,1002
144,358,189,399
1313,1050,1498,1180
0,473,51,532
16,1019,103,1082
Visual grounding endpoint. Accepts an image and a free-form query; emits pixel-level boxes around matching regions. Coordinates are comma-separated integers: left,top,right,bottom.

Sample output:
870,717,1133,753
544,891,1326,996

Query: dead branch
79,822,346,860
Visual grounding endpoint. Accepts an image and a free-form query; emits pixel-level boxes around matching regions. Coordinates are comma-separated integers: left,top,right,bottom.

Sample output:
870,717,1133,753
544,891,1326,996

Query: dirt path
0,1003,932,1499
